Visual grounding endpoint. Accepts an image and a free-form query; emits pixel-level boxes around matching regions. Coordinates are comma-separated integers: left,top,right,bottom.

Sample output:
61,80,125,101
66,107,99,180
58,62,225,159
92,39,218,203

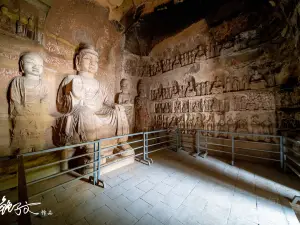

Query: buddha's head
120,78,130,93
75,44,99,76
20,52,44,78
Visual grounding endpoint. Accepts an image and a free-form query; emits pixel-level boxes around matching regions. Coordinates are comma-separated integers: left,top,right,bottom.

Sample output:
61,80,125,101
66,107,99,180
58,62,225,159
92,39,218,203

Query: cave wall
122,8,300,160
0,0,123,156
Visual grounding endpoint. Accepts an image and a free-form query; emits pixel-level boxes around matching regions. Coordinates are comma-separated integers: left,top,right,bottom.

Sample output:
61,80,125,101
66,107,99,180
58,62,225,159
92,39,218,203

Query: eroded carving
9,52,50,154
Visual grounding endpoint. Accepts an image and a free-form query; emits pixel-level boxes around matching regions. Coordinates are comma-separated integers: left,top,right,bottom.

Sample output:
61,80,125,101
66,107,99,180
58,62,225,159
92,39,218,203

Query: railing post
280,136,284,170
143,133,146,161
93,142,97,185
97,140,101,184
232,135,235,166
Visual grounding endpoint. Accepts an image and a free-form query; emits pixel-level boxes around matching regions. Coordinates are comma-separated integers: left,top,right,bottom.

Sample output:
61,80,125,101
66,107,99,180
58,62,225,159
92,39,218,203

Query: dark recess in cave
124,0,272,56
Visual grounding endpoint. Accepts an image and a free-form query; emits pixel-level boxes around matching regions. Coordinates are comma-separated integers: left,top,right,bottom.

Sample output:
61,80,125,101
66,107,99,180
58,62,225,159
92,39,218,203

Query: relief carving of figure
9,52,50,154
135,80,151,132
182,101,189,113
196,83,201,96
262,117,273,142
179,85,185,98
251,115,262,141
169,116,177,128
116,78,133,104
227,115,236,133
198,99,203,112
205,81,210,95
55,45,131,168
206,113,215,136
171,80,180,98
210,76,224,94
187,115,195,133
157,84,163,100
236,115,248,139
174,100,181,113
216,114,228,138
201,82,206,96
184,74,196,97
240,75,249,90
225,77,231,92
249,70,267,89
232,77,240,92
195,114,204,129
212,98,220,112
178,115,185,132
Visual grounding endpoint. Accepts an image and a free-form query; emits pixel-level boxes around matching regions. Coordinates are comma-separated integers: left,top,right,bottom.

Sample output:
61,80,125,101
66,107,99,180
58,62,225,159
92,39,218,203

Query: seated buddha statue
54,44,131,168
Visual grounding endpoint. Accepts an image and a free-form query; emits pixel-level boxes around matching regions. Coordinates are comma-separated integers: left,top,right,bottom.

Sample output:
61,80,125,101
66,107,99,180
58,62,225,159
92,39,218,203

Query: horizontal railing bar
284,147,300,156
26,144,144,172
233,139,280,146
199,136,231,141
28,169,97,199
98,132,144,141
235,147,280,154
148,146,173,154
27,160,98,186
184,129,281,138
203,142,232,148
285,137,300,144
145,130,168,134
99,154,137,169
234,153,280,162
147,140,172,148
21,132,144,157
102,146,143,159
101,139,144,151
286,155,300,167
286,163,300,178
147,135,172,141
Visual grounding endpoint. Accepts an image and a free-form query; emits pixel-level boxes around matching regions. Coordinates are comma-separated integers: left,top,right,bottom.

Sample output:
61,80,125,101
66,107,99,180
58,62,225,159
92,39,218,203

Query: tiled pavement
29,150,300,225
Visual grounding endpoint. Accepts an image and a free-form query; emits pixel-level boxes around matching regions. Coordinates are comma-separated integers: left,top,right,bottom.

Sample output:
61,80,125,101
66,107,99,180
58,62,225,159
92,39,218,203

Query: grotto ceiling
32,0,275,56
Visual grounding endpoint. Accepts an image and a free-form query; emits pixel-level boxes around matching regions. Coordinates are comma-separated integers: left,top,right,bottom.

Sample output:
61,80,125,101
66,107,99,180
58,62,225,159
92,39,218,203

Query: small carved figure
182,101,189,113
198,99,203,112
251,115,262,141
171,80,180,98
184,74,196,97
166,87,171,99
201,82,206,96
227,115,236,133
232,77,240,92
240,96,247,111
157,84,163,100
210,76,224,94
212,98,220,112
216,114,228,138
196,83,201,96
187,115,195,133
195,114,205,130
179,85,185,98
192,101,198,112
225,77,231,92
162,88,167,100
262,117,273,142
240,75,249,90
169,116,177,128
206,114,215,136
205,81,210,95
116,78,133,104
178,115,185,132
236,115,248,139
174,100,181,113
249,70,267,89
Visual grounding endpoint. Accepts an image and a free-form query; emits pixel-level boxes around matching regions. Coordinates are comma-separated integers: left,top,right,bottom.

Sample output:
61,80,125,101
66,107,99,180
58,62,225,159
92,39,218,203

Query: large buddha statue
9,52,49,154
54,44,131,167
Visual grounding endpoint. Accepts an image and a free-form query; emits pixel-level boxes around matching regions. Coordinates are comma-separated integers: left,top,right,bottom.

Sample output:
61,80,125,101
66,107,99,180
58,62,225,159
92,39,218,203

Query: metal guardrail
16,130,177,200
177,129,283,168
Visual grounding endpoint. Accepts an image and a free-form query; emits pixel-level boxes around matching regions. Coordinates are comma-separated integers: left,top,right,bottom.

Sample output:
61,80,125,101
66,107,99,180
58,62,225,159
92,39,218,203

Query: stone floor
27,149,300,225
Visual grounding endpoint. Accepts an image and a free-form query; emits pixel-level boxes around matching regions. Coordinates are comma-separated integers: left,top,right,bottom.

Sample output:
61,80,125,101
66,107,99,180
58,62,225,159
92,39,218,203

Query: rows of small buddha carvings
150,71,275,101
8,44,133,174
152,112,275,142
